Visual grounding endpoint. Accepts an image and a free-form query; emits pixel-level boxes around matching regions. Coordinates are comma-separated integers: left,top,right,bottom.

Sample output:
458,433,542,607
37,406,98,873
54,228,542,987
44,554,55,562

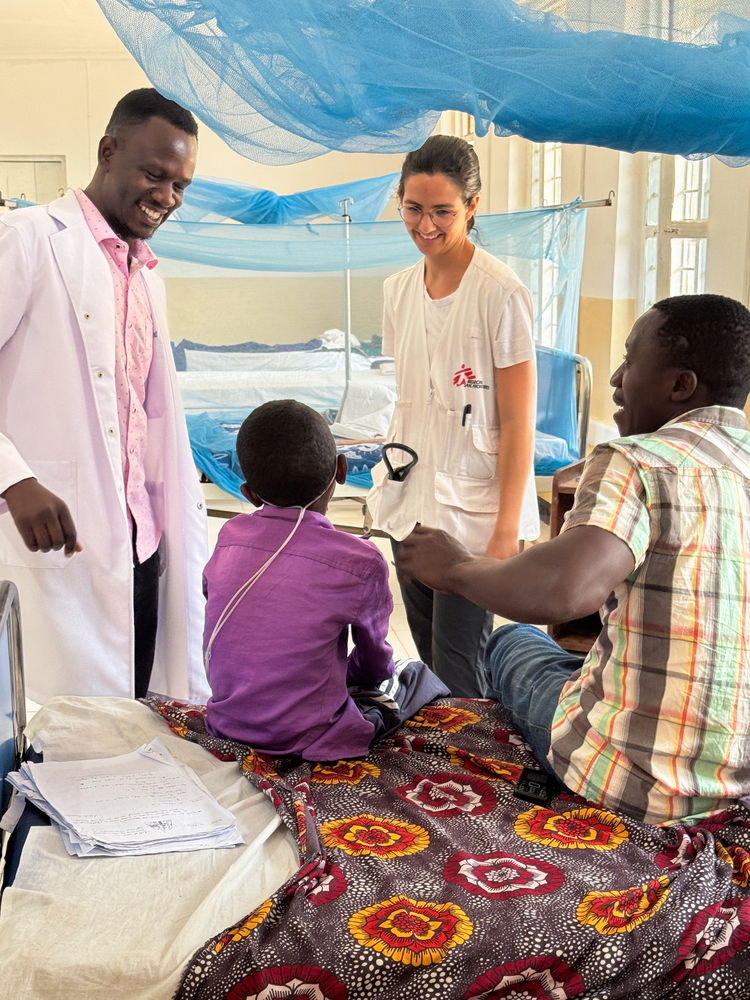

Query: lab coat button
83,313,91,320
197,502,204,510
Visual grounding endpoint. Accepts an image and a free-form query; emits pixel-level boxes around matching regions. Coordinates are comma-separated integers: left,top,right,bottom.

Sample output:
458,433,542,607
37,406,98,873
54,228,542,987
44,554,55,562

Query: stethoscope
381,443,418,482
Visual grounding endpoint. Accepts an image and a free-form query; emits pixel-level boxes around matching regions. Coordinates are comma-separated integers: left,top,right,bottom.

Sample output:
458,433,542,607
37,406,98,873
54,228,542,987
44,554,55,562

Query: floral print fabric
148,698,750,999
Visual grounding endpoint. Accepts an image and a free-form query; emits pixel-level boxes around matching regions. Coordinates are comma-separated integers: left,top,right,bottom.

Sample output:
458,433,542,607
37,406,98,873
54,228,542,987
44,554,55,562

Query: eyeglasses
398,204,461,228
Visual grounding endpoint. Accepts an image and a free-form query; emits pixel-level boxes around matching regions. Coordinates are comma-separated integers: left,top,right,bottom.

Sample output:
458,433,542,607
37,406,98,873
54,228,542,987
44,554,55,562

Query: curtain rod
569,190,615,210
577,190,615,209
0,190,616,213
533,191,615,211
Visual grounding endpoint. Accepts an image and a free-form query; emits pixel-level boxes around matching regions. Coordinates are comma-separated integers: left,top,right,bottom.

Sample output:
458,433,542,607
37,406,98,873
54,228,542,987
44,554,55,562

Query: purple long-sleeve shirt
204,506,395,759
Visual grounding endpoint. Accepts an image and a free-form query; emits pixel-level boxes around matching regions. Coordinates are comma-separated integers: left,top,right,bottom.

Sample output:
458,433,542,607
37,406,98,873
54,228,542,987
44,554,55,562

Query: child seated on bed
203,399,448,759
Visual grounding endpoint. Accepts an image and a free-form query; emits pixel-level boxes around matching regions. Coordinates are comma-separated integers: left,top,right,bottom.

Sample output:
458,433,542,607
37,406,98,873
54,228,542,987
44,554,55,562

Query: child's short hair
237,399,337,507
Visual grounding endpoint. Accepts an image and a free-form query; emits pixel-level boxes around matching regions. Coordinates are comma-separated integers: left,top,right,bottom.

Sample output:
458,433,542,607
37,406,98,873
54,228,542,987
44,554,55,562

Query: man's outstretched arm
397,524,635,625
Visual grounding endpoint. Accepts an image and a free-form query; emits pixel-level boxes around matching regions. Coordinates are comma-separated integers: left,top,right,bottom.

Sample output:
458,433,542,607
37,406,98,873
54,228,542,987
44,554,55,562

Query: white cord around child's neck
204,465,338,671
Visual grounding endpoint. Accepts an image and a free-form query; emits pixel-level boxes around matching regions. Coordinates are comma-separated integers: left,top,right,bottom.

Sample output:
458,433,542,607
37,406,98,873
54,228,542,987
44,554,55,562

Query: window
531,141,562,208
530,142,563,346
642,153,710,308
437,111,475,139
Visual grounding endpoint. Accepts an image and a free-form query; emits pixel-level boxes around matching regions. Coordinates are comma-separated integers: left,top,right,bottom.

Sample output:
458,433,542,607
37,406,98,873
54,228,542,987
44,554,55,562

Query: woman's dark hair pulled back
398,135,481,233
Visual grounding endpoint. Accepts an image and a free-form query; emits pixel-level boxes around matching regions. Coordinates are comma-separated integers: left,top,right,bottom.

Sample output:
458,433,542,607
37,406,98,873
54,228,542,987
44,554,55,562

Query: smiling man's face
94,115,196,249
610,308,684,437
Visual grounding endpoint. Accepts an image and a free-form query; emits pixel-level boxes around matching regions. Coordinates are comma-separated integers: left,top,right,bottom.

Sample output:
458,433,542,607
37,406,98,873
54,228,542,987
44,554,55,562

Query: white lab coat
368,247,539,554
0,193,209,703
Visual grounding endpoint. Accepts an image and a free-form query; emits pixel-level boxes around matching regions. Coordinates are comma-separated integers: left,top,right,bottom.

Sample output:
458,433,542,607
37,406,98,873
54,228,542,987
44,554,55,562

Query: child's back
204,504,395,759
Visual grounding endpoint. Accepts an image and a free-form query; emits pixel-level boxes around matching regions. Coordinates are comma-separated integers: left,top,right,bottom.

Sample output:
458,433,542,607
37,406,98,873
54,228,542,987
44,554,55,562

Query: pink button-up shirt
75,189,160,562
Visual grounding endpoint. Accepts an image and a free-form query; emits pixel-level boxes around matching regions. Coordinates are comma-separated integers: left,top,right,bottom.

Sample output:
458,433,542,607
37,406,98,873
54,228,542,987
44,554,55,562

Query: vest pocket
366,474,416,540
439,411,500,481
434,469,499,514
468,424,501,479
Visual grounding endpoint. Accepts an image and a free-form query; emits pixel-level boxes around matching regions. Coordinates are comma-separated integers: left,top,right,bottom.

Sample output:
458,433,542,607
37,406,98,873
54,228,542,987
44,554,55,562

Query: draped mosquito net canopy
95,0,750,165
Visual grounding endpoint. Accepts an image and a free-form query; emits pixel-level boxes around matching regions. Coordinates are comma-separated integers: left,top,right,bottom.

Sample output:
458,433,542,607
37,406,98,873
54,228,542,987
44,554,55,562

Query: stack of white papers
4,737,244,856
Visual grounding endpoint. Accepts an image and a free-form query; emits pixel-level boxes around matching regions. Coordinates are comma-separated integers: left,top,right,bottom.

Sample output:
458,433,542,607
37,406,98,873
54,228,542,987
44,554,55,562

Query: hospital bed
176,337,592,500
0,578,300,1000
175,333,397,498
2,583,750,998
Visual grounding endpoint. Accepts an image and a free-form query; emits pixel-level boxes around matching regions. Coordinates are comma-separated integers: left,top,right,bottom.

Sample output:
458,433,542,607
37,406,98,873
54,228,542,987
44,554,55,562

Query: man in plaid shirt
398,293,750,825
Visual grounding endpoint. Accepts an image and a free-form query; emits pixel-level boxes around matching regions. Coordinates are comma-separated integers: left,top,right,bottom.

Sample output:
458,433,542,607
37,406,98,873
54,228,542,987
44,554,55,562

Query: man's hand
1,478,81,556
397,526,473,592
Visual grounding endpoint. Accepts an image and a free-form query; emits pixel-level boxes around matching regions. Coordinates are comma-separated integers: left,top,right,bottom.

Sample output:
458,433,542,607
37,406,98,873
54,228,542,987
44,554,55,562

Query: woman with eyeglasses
368,134,539,699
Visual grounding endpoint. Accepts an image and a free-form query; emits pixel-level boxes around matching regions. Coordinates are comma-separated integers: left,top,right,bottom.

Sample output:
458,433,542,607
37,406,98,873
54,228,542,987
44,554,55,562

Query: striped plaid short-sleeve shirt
551,405,750,825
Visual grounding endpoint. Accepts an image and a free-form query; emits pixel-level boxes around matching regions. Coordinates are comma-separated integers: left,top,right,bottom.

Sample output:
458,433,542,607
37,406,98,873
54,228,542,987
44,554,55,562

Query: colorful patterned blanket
148,697,750,1000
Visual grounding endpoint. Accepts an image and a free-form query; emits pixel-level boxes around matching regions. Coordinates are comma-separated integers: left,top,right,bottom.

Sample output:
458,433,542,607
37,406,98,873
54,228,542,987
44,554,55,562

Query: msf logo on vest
452,364,490,390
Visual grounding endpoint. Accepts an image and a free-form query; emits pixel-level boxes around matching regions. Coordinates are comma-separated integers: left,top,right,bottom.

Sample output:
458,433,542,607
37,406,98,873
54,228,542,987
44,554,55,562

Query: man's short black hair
106,88,198,139
237,399,337,507
652,293,750,408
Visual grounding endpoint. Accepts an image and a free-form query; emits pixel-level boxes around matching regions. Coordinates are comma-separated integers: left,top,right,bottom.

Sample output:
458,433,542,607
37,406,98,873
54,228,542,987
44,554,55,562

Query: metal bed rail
0,581,26,776
575,351,593,459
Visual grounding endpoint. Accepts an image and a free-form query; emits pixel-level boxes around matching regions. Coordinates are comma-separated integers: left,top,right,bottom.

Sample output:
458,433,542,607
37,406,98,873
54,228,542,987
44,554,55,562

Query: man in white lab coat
0,88,209,704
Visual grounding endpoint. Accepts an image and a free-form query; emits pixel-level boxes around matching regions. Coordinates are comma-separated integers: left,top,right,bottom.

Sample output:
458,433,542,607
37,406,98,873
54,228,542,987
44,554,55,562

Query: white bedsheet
0,696,299,1000
177,368,398,435
184,348,374,373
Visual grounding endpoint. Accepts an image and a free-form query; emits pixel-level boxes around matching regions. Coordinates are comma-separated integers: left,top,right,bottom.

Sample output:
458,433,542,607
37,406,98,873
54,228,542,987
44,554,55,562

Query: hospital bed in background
176,336,593,507
534,343,592,493
1,580,750,997
175,331,396,498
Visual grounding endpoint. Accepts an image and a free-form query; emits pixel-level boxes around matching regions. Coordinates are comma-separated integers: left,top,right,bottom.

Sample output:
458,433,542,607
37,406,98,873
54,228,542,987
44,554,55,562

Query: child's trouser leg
351,658,450,744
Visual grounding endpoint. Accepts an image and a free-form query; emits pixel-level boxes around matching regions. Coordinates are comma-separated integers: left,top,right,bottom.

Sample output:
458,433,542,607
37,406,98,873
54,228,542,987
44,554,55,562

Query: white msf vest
368,247,540,554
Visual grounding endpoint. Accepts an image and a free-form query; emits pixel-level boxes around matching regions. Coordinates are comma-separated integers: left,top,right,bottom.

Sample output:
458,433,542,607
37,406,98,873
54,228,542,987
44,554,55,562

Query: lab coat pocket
0,459,78,569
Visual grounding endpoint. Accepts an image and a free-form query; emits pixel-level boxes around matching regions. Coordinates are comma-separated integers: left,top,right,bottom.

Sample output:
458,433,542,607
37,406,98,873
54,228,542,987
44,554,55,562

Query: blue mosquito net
174,173,399,224
96,0,750,164
153,196,586,354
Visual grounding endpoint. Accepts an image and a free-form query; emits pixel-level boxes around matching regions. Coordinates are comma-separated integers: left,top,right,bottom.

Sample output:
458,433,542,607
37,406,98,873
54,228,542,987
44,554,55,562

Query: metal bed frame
0,581,26,860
